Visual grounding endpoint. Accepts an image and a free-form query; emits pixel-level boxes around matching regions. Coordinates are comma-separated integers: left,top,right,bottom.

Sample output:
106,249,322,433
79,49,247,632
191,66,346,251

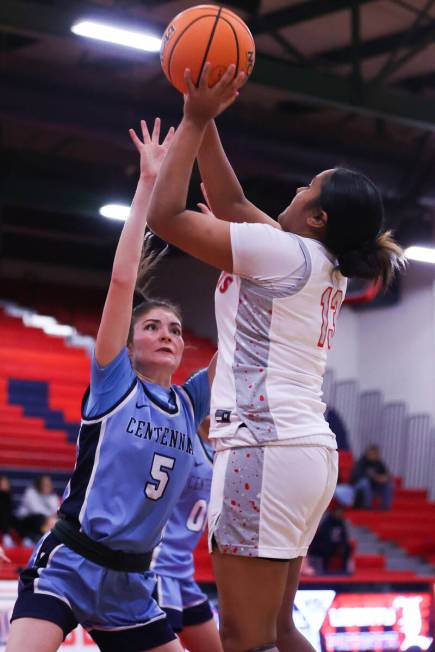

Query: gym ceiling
2,0,435,281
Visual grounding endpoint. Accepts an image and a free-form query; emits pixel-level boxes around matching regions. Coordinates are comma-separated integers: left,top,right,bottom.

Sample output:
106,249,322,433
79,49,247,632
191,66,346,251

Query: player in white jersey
146,65,405,652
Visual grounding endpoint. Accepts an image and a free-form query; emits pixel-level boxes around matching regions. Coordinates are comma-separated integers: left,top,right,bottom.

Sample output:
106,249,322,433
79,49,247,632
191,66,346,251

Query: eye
145,323,156,331
172,327,182,337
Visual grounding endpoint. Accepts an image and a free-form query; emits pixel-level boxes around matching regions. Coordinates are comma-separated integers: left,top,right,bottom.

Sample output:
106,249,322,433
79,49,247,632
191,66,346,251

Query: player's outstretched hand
129,118,175,179
183,63,245,126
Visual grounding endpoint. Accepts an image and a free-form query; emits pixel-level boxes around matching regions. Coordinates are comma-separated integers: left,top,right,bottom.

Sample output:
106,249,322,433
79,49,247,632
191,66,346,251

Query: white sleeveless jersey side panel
210,224,347,447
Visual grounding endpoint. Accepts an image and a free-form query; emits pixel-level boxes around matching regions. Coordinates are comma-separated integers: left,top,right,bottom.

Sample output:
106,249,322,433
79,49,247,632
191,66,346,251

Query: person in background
0,475,16,547
15,475,59,543
308,505,352,574
350,444,393,510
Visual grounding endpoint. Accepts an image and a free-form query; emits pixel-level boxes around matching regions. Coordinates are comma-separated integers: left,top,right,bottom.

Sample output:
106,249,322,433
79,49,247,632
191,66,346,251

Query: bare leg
212,551,289,652
180,618,223,652
276,558,316,652
6,618,64,652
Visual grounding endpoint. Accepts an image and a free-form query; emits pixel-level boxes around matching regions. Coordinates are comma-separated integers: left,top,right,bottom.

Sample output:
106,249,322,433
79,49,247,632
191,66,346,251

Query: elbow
148,209,182,241
146,208,159,234
147,207,170,239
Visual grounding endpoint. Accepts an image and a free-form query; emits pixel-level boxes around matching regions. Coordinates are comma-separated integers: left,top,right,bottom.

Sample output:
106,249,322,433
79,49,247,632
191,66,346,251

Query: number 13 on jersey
317,286,344,349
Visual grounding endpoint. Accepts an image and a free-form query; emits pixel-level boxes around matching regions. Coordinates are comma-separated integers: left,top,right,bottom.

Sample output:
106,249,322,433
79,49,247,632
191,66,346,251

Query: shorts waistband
53,517,152,573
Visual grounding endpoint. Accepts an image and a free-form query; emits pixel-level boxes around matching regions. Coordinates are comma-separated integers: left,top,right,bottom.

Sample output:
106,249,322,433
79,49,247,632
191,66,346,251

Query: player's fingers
129,128,142,151
197,202,212,214
141,119,151,144
199,62,211,89
200,182,211,208
220,91,239,112
162,126,175,147
151,117,161,144
184,69,196,95
215,64,236,91
233,71,247,90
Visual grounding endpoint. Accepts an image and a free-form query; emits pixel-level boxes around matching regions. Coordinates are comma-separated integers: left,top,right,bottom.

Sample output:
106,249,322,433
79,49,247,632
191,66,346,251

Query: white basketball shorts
208,444,338,559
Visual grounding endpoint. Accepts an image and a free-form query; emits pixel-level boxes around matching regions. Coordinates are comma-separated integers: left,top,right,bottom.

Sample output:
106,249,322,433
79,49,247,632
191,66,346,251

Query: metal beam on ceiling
252,54,435,133
0,0,378,39
320,18,435,64
4,2,435,133
249,0,376,34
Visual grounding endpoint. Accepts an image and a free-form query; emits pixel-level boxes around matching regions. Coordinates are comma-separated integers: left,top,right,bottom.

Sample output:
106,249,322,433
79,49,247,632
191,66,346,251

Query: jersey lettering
145,453,176,501
218,273,233,294
186,498,208,532
317,287,344,349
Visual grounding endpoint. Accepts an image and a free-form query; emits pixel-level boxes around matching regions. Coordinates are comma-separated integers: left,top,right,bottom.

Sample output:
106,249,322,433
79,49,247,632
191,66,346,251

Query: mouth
156,347,174,354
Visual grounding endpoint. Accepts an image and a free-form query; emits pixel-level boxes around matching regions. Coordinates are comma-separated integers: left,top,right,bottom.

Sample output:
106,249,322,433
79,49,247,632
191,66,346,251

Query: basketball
160,4,255,94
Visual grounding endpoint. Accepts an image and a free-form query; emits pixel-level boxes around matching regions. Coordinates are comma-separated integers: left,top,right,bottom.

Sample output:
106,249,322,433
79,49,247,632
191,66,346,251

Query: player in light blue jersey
152,417,222,652
7,119,215,652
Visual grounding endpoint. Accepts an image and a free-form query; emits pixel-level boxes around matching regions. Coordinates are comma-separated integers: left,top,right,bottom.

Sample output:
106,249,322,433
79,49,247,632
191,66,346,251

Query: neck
136,368,172,389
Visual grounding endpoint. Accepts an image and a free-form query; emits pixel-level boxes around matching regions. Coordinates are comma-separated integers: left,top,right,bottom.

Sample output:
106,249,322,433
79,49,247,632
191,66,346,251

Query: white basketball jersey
210,222,347,449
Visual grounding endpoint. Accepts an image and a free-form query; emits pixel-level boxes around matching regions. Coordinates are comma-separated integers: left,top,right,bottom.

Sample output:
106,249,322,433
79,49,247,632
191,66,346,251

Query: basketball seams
221,8,254,41
165,13,219,83
197,7,222,87
219,16,239,78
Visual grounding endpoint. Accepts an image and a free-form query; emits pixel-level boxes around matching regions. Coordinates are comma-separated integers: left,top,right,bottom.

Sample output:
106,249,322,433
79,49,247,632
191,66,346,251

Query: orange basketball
160,4,255,94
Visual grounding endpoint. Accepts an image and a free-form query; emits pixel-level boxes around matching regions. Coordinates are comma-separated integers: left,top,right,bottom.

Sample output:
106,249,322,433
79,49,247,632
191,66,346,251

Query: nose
160,328,172,341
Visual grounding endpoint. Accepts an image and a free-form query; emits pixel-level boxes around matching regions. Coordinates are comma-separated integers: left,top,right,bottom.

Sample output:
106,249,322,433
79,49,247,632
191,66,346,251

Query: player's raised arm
95,118,174,367
148,64,246,273
198,120,280,228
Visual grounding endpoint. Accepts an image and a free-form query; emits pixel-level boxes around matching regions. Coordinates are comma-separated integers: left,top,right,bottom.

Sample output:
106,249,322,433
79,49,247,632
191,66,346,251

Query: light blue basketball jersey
60,347,210,554
152,436,213,580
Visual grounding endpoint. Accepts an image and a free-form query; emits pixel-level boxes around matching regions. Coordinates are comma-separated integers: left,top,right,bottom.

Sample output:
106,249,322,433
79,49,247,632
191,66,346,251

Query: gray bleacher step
416,564,435,576
349,523,434,574
355,541,383,554
386,556,424,571
348,524,379,542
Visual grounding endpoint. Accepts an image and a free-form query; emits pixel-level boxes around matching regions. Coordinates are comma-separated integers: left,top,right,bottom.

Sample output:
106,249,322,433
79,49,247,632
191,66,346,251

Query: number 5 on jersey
145,453,176,501
318,287,344,349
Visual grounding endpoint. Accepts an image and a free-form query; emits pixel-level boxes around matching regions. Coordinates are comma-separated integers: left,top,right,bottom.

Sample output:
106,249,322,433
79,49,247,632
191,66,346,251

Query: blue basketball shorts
11,532,176,652
155,574,213,633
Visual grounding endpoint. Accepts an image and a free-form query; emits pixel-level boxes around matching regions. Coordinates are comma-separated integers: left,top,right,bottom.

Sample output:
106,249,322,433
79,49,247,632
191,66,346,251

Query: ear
307,209,328,231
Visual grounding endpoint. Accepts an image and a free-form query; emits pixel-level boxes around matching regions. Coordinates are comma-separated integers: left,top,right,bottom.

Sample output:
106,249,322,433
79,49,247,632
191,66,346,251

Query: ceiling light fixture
405,246,435,264
71,20,161,52
100,204,130,221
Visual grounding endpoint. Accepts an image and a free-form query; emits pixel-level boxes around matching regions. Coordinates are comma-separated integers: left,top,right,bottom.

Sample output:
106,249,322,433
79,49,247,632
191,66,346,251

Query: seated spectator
16,475,59,543
308,505,352,574
0,475,16,547
350,444,393,510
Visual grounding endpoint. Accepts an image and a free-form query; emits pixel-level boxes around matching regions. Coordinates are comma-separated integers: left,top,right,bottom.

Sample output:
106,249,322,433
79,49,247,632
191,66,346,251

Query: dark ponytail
320,168,406,287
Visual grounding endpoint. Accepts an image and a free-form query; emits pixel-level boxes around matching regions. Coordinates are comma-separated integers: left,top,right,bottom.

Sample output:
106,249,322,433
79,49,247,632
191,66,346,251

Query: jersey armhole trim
197,434,213,465
177,385,195,422
81,378,138,423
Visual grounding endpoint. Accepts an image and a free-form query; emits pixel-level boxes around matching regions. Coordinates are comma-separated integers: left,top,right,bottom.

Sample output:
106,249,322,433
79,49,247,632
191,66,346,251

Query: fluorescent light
71,20,161,52
100,204,130,221
405,245,435,264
